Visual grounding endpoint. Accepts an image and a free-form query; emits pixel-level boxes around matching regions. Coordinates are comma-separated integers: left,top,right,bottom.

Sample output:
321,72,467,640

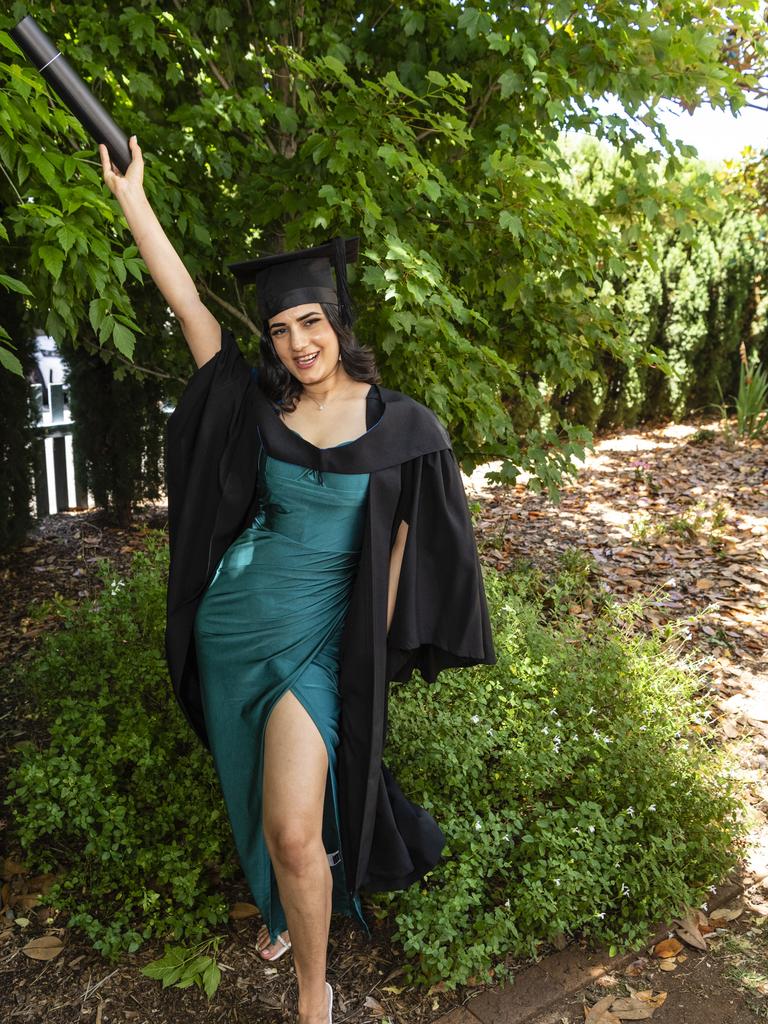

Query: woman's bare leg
262,688,334,1023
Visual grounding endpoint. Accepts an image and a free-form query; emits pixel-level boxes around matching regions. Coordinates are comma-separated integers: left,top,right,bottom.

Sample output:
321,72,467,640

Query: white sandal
326,981,333,1023
258,929,292,961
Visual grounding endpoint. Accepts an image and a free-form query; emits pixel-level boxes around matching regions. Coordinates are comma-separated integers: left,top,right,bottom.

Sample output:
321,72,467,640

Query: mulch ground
1,413,766,1023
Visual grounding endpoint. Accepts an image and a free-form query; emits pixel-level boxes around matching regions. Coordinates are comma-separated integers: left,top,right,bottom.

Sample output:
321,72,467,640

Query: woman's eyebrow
270,312,319,330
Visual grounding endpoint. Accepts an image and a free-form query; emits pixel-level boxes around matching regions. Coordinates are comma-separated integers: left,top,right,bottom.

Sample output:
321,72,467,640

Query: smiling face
267,302,341,381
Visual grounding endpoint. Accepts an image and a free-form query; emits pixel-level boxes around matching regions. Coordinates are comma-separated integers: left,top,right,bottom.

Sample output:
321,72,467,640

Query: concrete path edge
432,880,743,1024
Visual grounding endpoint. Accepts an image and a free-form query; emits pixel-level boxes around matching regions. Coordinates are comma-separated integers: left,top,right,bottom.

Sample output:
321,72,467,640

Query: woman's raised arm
99,135,221,369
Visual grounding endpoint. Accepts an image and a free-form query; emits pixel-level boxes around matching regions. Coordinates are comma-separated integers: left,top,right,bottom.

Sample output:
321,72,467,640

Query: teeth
297,352,318,365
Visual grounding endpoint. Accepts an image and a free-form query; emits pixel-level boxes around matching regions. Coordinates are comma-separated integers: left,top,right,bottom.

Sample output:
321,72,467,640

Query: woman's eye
305,319,319,327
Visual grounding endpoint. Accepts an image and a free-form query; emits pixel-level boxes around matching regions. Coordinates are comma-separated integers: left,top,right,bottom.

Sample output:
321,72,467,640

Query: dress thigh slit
193,449,372,943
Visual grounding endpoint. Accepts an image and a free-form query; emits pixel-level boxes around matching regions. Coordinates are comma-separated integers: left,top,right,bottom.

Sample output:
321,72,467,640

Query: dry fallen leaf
228,902,259,919
22,934,64,960
636,991,667,1011
658,960,677,972
672,910,708,951
653,937,683,958
364,995,385,1015
709,906,743,924
27,873,57,894
584,994,621,1023
2,858,27,879
12,894,42,912
623,957,648,977
607,994,655,1019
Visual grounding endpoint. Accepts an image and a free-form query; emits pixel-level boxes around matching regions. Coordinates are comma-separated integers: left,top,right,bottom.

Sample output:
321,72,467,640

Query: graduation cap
227,236,359,327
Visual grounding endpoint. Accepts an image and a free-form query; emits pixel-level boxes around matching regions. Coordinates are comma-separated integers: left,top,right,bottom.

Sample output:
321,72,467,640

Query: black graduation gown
164,323,496,901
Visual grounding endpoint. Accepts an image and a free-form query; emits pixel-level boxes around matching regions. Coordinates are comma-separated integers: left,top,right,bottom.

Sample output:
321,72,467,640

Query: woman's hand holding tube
100,134,144,199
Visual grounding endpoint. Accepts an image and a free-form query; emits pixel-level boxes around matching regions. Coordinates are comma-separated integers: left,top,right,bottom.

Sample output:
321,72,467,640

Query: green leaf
275,104,298,134
112,257,127,286
89,298,110,333
422,179,442,202
499,70,523,98
56,225,80,255
0,273,33,296
203,961,221,998
0,345,23,376
522,46,538,71
38,245,65,281
323,55,346,75
458,7,491,39
499,211,523,237
112,323,136,360
98,314,115,344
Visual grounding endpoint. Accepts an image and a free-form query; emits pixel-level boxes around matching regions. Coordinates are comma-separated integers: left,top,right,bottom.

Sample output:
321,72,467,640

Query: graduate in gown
99,135,492,1020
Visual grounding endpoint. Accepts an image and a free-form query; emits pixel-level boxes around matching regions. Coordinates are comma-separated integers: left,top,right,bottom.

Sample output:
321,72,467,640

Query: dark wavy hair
257,301,380,413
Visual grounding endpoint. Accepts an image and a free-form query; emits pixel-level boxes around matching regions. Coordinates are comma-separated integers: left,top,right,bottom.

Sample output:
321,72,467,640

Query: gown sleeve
385,446,496,684
165,324,252,597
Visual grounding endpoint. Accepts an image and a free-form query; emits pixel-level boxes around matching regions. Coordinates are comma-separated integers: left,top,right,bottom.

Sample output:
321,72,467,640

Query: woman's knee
265,821,321,872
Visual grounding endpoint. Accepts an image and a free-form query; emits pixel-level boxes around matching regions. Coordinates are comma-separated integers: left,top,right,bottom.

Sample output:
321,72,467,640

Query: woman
101,135,495,1024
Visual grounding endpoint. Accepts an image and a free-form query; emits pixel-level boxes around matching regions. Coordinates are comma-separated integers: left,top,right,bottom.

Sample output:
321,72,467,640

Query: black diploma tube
10,14,132,173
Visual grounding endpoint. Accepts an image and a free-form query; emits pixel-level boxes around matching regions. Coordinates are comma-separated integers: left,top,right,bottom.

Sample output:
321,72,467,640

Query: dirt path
1,415,766,1022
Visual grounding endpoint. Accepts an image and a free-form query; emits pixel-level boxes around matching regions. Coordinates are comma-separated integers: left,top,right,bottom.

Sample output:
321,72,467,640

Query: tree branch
207,58,231,91
469,81,500,133
197,279,259,335
110,349,186,384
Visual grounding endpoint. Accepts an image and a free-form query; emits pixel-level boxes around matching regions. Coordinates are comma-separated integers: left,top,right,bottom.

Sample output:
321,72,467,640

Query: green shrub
6,532,237,961
7,536,748,988
377,562,749,987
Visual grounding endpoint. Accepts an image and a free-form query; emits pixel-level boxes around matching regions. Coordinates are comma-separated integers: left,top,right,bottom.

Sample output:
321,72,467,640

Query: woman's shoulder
379,382,437,415
378,384,451,443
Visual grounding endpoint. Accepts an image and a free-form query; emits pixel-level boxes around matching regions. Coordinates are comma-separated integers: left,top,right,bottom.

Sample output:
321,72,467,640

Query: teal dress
193,438,372,942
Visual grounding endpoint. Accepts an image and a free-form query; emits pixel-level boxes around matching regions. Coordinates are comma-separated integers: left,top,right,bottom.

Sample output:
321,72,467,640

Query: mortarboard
227,236,359,326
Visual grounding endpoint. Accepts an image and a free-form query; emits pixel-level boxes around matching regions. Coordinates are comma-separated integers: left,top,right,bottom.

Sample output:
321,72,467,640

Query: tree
2,1,765,499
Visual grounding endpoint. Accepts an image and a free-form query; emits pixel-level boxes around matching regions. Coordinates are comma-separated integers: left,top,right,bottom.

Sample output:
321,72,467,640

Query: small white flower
648,804,656,811
588,825,595,833
504,898,511,908
640,725,647,731
554,878,561,886
542,725,549,735
471,714,480,724
550,708,559,716
503,834,510,842
588,706,596,715
487,728,494,736
474,820,482,831
603,735,613,744
626,806,634,816
709,885,718,894
592,729,601,741
596,911,606,919
620,883,630,896
573,734,579,741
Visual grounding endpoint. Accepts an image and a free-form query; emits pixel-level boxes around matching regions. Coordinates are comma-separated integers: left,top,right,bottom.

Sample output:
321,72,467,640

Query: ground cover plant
5,533,748,989
6,534,239,960
381,559,749,986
